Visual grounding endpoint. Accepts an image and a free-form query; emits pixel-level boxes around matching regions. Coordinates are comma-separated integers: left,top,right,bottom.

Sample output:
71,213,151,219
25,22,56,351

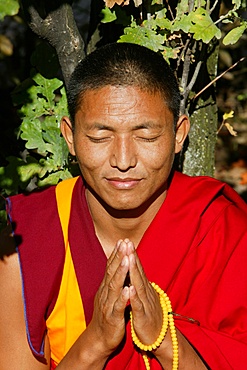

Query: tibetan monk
0,43,247,370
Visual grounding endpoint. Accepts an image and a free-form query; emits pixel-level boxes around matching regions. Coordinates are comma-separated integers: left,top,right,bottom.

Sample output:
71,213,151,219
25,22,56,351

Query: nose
110,136,137,171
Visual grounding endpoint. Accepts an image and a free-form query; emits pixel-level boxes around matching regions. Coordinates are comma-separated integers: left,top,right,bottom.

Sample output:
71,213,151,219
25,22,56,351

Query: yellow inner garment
46,177,87,365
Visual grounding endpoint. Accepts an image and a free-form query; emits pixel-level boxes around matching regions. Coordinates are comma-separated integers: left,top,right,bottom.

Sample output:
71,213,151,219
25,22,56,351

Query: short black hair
67,43,181,126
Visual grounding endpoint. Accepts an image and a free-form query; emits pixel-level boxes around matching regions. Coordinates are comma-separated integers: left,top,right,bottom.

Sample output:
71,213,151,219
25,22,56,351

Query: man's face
62,85,189,211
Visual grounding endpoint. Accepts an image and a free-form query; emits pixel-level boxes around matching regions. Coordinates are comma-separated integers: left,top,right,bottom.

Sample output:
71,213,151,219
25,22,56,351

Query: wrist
153,327,174,362
64,325,112,369
85,323,114,360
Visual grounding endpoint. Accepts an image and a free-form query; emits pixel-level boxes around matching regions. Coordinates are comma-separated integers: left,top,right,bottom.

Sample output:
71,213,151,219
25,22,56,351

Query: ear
175,115,190,154
60,116,76,156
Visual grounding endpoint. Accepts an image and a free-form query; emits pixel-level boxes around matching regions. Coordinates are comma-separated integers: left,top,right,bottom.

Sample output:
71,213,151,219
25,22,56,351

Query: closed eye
87,135,111,143
136,136,159,142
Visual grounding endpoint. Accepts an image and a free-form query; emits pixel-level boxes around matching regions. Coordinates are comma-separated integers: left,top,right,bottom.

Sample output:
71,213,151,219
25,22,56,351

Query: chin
107,200,142,211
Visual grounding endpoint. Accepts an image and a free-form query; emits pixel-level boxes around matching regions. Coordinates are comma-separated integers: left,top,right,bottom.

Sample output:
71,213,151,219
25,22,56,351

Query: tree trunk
183,43,219,177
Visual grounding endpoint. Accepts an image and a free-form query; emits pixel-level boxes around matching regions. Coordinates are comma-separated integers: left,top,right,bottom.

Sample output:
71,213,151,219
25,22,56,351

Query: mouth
105,177,142,189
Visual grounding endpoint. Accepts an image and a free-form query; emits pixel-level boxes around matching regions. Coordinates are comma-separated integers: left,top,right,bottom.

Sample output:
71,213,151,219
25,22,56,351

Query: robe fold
6,171,247,369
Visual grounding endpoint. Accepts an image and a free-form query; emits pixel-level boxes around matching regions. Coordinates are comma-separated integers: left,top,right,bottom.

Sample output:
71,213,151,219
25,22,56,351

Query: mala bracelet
130,282,179,370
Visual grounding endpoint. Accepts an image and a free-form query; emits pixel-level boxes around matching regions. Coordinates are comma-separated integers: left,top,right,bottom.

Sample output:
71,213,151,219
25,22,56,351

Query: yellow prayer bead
130,282,179,370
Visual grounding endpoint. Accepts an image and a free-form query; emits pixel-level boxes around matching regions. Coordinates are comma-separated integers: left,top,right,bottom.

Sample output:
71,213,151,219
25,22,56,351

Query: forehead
75,85,173,127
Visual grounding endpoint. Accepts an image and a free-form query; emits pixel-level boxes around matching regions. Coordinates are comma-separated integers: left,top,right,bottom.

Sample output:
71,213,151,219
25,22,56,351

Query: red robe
6,171,247,369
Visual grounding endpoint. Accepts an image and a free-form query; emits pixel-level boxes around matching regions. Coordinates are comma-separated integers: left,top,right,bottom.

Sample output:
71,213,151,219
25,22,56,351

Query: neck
85,184,168,258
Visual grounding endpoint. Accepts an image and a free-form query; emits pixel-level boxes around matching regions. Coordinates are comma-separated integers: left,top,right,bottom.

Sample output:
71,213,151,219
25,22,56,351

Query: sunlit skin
61,86,189,222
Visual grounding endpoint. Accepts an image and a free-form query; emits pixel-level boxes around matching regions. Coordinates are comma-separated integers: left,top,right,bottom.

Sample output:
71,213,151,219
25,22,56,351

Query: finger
96,240,123,300
108,239,123,264
128,244,155,297
94,256,129,322
106,255,130,304
124,241,146,289
129,284,143,313
104,240,127,286
129,252,159,313
112,286,130,318
129,251,150,297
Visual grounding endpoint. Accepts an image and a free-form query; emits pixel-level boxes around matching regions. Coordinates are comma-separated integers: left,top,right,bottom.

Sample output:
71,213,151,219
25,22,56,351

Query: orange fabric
46,177,87,365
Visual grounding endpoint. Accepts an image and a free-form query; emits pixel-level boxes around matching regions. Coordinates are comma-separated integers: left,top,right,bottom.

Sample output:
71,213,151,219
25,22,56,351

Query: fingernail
129,253,136,265
122,286,129,298
128,241,134,251
119,241,125,252
117,239,123,248
129,285,136,295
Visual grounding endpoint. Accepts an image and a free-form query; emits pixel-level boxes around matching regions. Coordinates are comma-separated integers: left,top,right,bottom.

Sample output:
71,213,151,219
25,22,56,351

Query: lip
106,177,142,189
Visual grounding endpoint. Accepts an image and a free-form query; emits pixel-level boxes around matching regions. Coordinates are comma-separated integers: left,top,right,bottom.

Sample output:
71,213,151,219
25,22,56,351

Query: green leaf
52,138,69,167
55,87,69,117
32,74,63,107
0,0,19,20
194,0,206,8
154,10,172,30
144,18,159,30
20,93,47,119
42,126,60,146
162,46,180,61
42,115,60,131
119,22,166,52
37,169,72,187
0,156,33,195
155,8,167,18
232,0,241,9
39,158,55,174
3,72,70,195
176,0,206,17
20,118,49,154
42,122,69,166
222,24,246,45
173,14,192,33
188,8,221,43
101,7,117,23
17,157,47,183
176,0,189,18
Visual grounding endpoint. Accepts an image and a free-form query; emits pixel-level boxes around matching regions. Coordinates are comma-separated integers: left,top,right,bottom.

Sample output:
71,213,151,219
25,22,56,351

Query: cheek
141,143,175,171
75,142,108,171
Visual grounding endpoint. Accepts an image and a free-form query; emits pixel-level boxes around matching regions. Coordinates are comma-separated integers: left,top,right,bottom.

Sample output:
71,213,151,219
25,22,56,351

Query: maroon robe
6,171,247,369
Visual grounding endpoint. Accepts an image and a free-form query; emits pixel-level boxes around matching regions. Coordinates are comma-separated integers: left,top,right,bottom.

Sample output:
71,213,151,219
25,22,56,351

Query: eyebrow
88,122,162,131
132,122,163,130
87,123,114,131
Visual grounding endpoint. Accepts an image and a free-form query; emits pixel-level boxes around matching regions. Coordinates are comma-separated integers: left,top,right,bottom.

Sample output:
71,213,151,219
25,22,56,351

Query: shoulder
167,172,247,241
6,185,57,231
6,177,82,244
170,171,247,215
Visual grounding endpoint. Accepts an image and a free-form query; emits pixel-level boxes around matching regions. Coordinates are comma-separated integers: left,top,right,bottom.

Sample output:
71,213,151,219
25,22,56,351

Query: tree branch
21,0,86,87
193,57,246,100
185,60,203,94
179,41,192,115
210,0,219,14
